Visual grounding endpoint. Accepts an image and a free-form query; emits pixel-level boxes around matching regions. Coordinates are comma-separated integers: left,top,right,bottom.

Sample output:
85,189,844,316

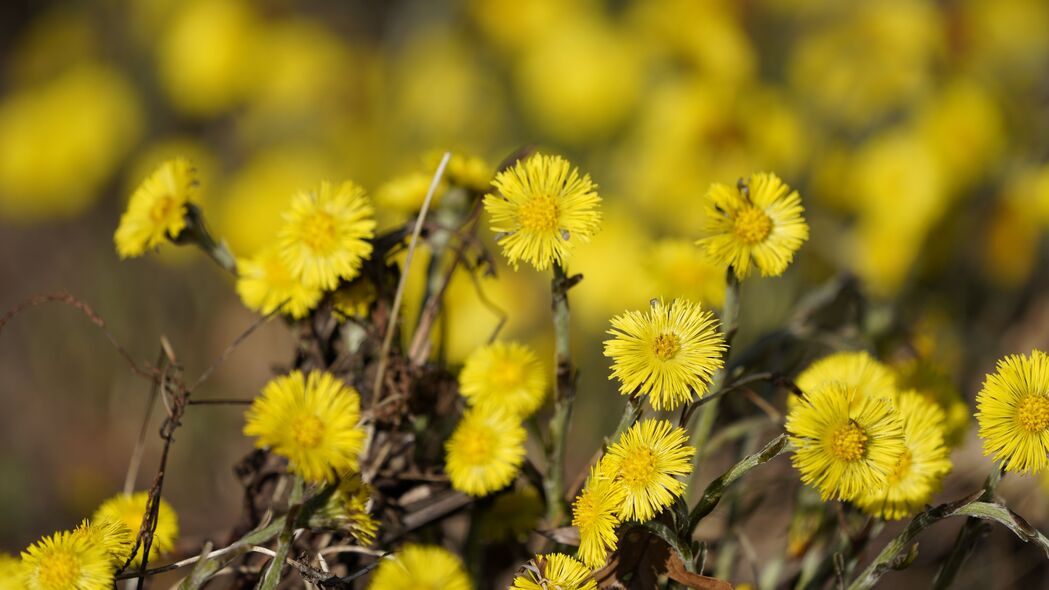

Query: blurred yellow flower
485,153,602,271
787,383,906,501
976,350,1049,474
698,172,808,279
459,341,547,417
332,280,377,322
445,407,526,497
376,172,447,220
92,491,179,565
310,474,378,545
604,298,725,411
893,358,970,448
244,370,365,483
279,180,376,290
857,391,952,520
20,530,113,590
603,419,694,521
795,351,897,407
114,157,197,259
477,487,544,543
430,151,493,192
368,544,471,590
572,461,625,568
0,553,20,590
0,62,141,220
510,553,596,590
236,246,324,319
646,239,727,309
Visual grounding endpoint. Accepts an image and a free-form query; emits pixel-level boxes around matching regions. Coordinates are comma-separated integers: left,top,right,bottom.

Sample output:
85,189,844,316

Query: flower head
92,491,179,564
484,153,601,270
114,157,196,258
796,351,897,404
603,419,695,522
976,350,1049,473
72,518,134,566
279,180,376,290
647,239,727,309
604,299,726,411
368,544,470,590
0,553,21,590
511,553,596,590
236,246,324,319
445,407,526,496
477,487,544,543
697,172,808,279
857,391,952,519
332,280,377,322
572,460,626,568
309,474,378,545
787,383,906,501
21,530,114,590
244,370,366,483
459,341,547,417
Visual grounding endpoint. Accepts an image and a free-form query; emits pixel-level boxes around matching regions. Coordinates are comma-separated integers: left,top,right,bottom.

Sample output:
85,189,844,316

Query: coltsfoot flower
787,383,906,501
976,350,1049,473
603,419,695,522
309,474,378,545
72,518,133,566
459,341,547,417
697,172,808,279
857,391,952,519
511,553,596,590
114,157,197,258
604,298,726,411
236,246,324,319
244,370,366,483
21,530,114,590
279,180,376,290
790,350,898,413
368,544,471,590
445,407,526,496
92,491,179,564
572,460,626,568
484,153,601,271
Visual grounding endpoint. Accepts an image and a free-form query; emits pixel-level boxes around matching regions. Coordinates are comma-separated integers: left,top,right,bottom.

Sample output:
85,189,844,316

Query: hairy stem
543,262,580,526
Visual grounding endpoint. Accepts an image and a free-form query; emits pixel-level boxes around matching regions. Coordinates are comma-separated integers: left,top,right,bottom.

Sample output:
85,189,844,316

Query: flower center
38,549,80,589
459,426,496,464
888,449,913,484
1017,395,1049,433
829,423,868,462
300,211,337,253
732,206,773,245
619,447,657,486
518,194,559,232
491,360,524,389
150,194,178,224
652,333,681,361
290,414,325,449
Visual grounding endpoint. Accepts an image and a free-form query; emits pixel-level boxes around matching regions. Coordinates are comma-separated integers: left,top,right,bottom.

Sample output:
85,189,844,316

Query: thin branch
124,348,168,495
191,308,279,391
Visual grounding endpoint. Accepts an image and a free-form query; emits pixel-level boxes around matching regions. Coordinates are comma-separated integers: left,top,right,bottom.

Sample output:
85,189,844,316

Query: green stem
607,395,644,447
931,468,1004,590
181,204,237,274
257,477,304,590
543,262,579,526
688,269,742,491
688,433,789,532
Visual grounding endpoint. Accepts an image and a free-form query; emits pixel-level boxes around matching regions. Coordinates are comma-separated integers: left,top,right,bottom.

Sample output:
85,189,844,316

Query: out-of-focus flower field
2,0,1049,588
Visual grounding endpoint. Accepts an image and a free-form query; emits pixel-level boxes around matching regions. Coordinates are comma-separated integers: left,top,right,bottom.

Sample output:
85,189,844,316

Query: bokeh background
1,0,1049,587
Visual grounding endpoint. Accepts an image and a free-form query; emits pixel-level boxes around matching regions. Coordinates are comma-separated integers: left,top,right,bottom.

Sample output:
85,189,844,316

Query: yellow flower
893,358,970,448
572,460,626,568
459,341,547,417
510,553,596,590
244,370,366,483
375,171,447,216
976,350,1049,473
445,407,526,496
309,474,378,545
604,298,726,411
92,491,179,564
787,383,906,501
72,518,134,566
697,172,808,279
332,280,377,322
114,157,197,259
279,180,376,290
236,246,324,319
368,544,471,590
21,530,114,590
431,151,492,192
857,391,952,520
793,351,898,410
484,153,601,271
603,419,694,522
0,553,24,590
477,487,544,542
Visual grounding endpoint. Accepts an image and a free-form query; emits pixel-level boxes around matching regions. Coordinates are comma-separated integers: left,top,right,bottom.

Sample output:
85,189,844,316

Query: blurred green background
2,0,1049,587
